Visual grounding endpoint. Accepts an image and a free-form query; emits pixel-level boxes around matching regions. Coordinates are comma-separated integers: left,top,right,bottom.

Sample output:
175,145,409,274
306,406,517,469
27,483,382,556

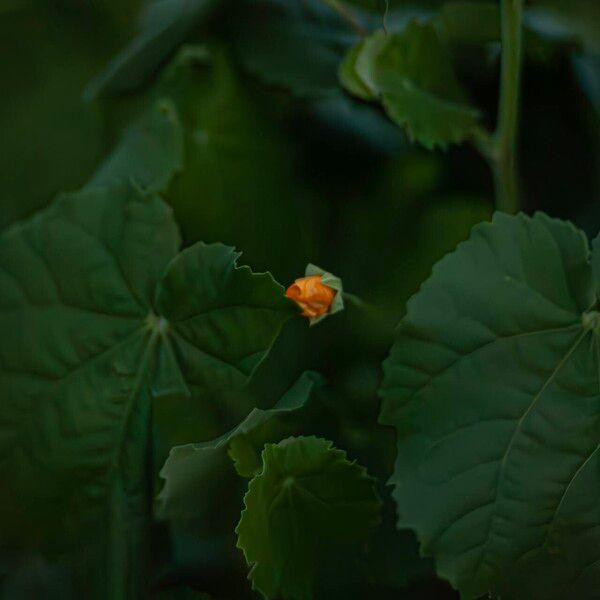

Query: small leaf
380,212,600,599
236,436,381,600
157,371,324,525
338,40,375,101
345,21,480,148
228,371,326,477
353,31,389,96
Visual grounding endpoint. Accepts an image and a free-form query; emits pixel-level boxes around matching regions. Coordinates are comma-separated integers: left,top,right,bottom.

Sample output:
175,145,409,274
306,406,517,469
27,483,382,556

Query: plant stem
493,0,524,214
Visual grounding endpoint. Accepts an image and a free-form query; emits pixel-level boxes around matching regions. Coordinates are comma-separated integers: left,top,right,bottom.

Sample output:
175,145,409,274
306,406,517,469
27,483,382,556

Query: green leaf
155,242,297,397
89,98,184,193
86,0,220,98
380,212,600,599
228,371,326,477
0,182,295,596
351,31,388,97
344,22,480,148
157,370,324,527
236,436,381,600
338,39,375,101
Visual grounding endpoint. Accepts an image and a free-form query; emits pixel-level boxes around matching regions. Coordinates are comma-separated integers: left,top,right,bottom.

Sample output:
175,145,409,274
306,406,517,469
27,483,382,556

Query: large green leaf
236,436,381,600
341,21,479,148
0,182,295,597
380,212,600,599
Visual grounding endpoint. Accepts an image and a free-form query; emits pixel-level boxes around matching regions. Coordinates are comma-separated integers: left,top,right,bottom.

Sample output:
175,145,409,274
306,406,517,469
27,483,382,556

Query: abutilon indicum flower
286,275,336,318
285,264,344,325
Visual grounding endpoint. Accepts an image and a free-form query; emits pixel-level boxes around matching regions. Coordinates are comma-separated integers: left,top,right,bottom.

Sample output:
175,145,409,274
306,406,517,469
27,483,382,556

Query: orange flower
285,275,336,318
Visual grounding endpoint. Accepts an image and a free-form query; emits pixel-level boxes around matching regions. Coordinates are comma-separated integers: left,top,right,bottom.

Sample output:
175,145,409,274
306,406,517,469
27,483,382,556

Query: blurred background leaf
86,0,222,98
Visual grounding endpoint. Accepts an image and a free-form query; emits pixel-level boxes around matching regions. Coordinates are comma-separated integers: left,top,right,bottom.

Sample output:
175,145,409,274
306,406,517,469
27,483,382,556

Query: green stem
493,0,524,214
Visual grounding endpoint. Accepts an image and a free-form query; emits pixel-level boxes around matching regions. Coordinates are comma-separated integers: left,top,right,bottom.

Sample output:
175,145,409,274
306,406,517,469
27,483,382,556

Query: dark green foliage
340,22,480,148
0,0,598,599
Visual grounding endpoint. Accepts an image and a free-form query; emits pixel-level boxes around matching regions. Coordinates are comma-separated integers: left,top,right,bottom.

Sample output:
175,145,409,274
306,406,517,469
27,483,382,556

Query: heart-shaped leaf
380,212,600,599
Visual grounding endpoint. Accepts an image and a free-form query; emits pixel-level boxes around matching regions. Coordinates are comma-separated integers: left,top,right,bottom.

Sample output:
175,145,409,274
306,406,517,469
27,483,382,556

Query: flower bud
285,275,336,318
